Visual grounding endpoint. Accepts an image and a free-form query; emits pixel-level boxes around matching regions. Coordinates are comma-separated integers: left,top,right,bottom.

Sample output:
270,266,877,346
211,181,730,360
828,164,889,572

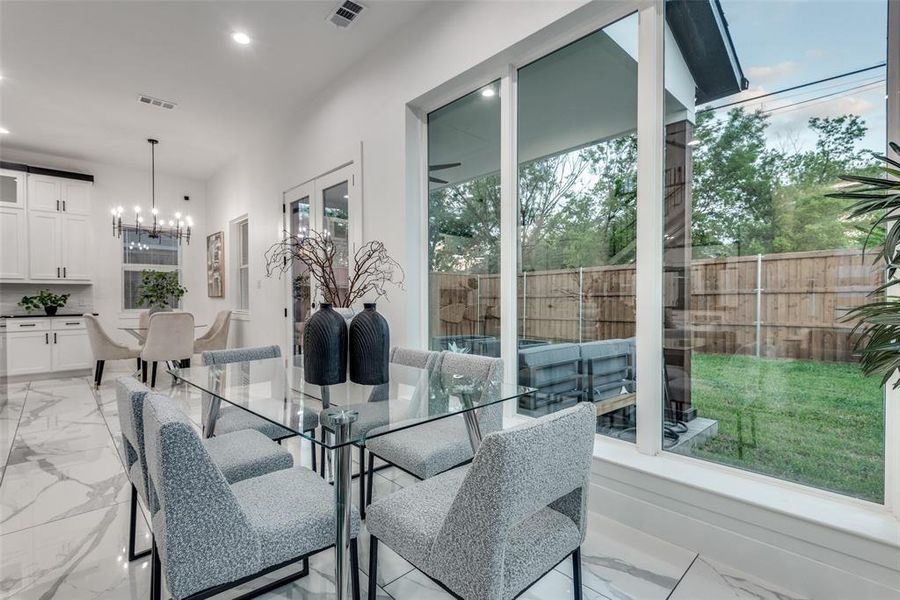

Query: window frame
409,0,899,517
230,214,251,318
120,227,183,314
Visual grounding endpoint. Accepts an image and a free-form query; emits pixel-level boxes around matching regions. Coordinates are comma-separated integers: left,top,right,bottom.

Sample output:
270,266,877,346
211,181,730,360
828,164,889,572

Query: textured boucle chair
201,345,319,470
142,393,360,600
366,402,595,600
363,350,503,508
115,377,293,563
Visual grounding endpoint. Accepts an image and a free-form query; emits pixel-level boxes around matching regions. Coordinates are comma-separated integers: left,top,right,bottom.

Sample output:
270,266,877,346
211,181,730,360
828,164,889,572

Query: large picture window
661,0,887,502
122,228,181,310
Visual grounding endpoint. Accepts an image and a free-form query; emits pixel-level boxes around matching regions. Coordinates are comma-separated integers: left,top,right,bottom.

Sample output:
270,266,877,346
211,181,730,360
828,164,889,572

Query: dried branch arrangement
265,229,404,308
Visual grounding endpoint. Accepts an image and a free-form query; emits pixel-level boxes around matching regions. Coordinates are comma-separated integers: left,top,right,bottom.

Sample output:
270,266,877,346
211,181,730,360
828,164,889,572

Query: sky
708,0,887,153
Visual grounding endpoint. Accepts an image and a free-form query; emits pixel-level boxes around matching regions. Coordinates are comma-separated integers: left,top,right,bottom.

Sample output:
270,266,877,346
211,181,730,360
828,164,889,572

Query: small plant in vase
266,229,404,385
18,290,71,316
137,270,188,313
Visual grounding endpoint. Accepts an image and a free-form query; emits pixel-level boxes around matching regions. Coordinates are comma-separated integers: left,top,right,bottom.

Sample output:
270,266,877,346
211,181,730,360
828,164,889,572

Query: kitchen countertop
0,313,97,319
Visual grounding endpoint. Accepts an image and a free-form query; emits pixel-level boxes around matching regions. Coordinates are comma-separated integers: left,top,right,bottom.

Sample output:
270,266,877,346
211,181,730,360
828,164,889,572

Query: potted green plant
137,270,188,313
18,289,71,316
829,142,900,385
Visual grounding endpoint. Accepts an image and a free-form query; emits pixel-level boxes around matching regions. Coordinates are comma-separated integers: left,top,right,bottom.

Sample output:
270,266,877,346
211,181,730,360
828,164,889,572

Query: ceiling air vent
137,94,177,110
327,0,365,28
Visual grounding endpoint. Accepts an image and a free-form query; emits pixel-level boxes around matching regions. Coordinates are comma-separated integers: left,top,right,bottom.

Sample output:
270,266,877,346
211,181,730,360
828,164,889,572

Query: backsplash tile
0,284,93,317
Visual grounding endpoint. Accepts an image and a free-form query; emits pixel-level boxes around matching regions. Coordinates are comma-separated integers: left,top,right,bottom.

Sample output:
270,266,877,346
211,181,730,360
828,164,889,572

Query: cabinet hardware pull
54,333,57,344
45,333,49,344
20,323,36,327
62,200,66,212
63,267,67,278
65,321,80,325
57,200,60,211
57,267,60,278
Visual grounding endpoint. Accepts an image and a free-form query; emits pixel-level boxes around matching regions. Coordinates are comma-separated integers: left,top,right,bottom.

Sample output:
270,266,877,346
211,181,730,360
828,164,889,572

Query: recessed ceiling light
0,127,9,135
481,88,496,98
232,31,251,45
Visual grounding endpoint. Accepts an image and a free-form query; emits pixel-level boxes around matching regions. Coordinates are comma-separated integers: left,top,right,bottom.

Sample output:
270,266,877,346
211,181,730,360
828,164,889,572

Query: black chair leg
308,431,317,472
359,446,366,520
136,357,142,371
572,547,582,600
151,541,162,600
151,362,158,388
127,483,151,561
367,536,378,600
365,451,375,508
319,429,326,478
94,360,104,387
350,538,361,600
142,360,148,383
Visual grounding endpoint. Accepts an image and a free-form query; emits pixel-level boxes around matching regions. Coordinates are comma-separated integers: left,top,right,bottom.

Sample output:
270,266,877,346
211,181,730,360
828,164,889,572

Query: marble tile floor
0,363,808,600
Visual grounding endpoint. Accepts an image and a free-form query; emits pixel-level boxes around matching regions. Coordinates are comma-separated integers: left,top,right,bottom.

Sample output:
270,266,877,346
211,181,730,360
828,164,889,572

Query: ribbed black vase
349,303,390,385
303,303,347,385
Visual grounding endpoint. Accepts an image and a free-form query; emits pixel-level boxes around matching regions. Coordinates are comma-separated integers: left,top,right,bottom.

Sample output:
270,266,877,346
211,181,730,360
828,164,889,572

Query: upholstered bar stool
142,393,361,600
115,377,294,563
366,403,595,600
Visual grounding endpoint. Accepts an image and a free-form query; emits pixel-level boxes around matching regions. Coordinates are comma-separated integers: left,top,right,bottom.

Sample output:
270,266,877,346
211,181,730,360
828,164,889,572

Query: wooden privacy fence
430,249,882,363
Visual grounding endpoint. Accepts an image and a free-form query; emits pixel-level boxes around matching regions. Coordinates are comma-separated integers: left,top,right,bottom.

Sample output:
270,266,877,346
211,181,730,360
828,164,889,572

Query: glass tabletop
171,357,533,449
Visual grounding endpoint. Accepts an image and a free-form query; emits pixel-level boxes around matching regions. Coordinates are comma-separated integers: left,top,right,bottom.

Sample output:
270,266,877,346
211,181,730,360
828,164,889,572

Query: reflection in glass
515,15,639,435
427,81,501,356
663,0,886,502
290,196,311,354
323,181,350,303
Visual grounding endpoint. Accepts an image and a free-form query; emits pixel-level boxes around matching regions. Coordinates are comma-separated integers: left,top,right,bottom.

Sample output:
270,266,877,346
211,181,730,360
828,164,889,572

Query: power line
700,62,886,113
759,79,885,115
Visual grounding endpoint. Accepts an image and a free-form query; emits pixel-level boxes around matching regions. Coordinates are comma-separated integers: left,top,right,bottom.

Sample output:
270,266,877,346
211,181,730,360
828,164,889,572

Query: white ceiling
0,0,433,179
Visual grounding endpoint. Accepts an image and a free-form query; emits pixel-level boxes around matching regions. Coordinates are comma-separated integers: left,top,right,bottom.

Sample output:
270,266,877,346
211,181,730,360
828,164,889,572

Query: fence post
522,271,527,339
578,266,584,343
476,274,481,336
755,253,763,358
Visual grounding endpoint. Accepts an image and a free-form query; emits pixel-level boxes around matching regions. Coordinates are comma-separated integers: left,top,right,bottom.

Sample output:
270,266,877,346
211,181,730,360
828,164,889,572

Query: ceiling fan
428,162,461,184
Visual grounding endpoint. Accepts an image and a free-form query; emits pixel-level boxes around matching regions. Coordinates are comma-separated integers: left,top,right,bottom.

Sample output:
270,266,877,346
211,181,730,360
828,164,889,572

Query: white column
500,65,520,419
635,0,665,455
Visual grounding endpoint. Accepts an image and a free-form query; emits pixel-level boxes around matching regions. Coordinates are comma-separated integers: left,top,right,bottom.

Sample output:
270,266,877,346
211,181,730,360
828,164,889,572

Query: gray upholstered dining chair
141,311,195,387
201,345,320,470
363,350,503,507
142,392,361,600
116,377,294,563
83,314,141,386
366,402,595,600
193,309,231,354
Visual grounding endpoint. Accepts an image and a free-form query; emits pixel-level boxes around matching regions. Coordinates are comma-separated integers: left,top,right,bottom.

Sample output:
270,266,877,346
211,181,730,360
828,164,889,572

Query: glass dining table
119,323,207,343
171,357,533,600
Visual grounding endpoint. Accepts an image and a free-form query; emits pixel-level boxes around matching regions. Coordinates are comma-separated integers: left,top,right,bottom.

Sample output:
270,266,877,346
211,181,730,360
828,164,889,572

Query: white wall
0,147,209,343
203,0,588,351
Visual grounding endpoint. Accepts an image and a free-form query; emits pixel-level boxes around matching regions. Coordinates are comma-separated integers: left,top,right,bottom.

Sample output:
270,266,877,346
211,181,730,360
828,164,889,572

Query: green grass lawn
680,353,885,503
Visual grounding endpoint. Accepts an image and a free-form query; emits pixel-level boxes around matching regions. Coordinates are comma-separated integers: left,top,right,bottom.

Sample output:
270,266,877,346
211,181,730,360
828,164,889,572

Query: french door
283,163,361,355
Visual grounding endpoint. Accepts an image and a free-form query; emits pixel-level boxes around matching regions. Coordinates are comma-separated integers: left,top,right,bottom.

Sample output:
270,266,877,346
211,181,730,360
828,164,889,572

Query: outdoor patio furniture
517,342,584,412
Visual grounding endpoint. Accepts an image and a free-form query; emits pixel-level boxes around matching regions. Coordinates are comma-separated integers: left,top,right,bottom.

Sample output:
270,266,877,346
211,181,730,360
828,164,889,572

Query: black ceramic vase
349,303,390,385
303,303,348,385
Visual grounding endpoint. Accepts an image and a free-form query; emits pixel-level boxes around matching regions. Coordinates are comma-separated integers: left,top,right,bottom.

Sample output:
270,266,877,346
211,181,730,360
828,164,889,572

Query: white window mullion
884,0,900,518
635,0,665,456
500,64,519,420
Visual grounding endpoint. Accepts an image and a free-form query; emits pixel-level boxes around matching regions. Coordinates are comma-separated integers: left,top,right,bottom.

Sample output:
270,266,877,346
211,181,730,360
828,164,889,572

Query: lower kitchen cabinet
4,317,92,376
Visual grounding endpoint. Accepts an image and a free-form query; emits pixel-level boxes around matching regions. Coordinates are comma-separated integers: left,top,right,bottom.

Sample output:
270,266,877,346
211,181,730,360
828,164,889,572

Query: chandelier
111,138,193,245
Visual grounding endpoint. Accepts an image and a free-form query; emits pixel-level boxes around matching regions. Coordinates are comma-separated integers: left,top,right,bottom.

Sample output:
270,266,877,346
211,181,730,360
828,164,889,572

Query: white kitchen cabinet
61,213,91,280
28,211,62,280
27,175,61,212
52,329,92,371
61,180,91,215
4,317,91,376
0,207,28,279
7,330,53,376
0,169,26,209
